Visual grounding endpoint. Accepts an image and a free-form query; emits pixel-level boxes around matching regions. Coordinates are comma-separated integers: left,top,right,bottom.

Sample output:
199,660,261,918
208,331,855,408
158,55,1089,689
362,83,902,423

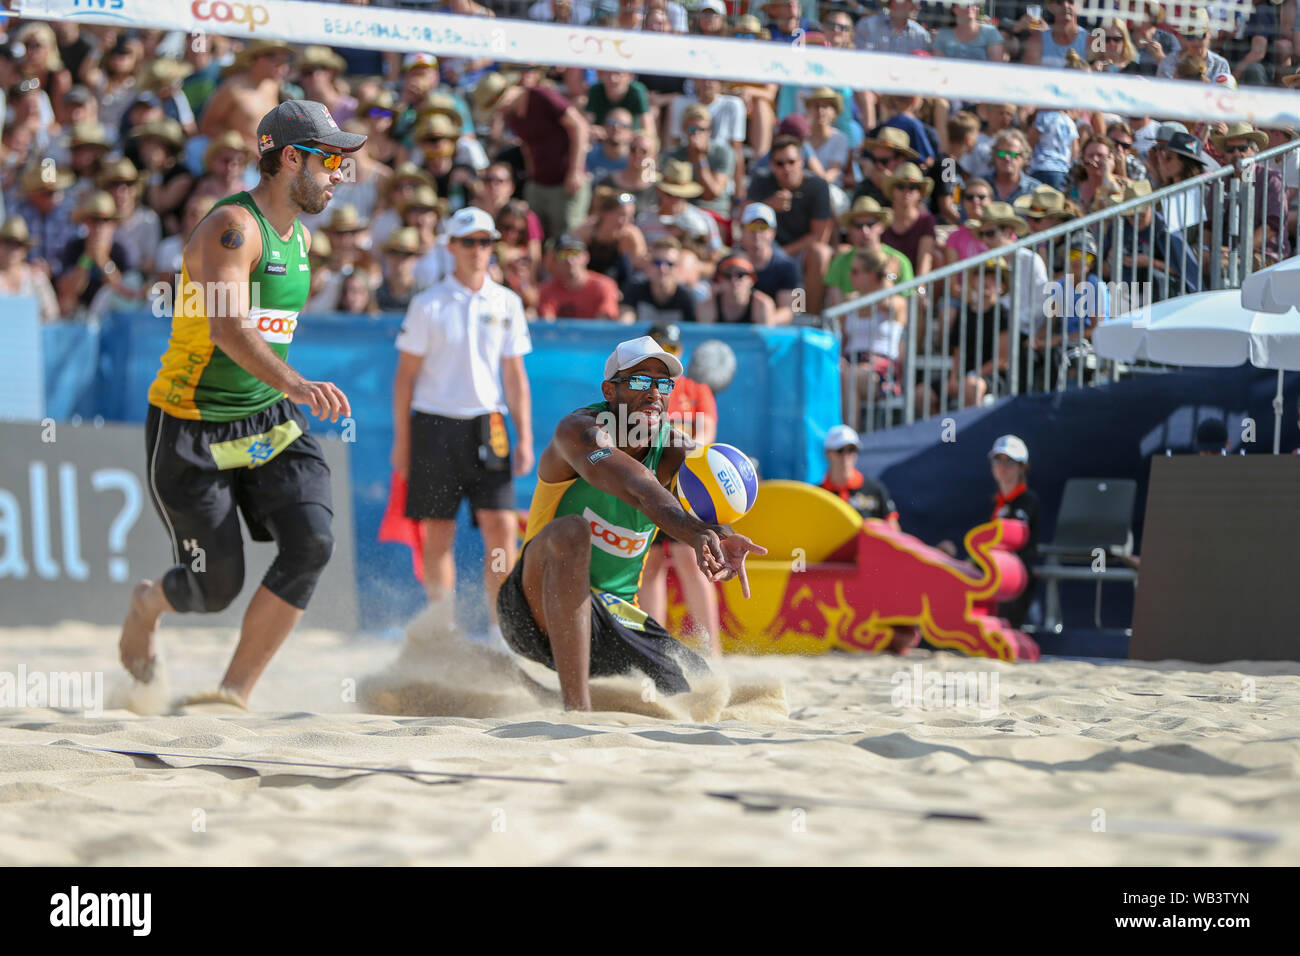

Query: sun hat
883,162,934,200
655,159,704,198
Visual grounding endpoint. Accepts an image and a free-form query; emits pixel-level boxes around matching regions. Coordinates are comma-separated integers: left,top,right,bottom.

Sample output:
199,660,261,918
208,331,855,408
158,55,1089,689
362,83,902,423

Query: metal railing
822,136,1300,435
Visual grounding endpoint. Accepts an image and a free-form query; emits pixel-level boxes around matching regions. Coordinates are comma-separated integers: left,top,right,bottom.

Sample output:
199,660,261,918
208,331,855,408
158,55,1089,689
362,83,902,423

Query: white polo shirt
396,273,532,419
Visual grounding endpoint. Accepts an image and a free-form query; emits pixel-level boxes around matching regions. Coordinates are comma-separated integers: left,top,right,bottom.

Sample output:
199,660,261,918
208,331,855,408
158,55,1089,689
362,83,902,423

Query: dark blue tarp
861,364,1300,629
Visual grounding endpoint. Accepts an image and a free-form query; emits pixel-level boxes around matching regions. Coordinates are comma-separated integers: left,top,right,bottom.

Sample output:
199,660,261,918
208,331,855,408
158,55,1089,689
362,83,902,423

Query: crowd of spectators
1,0,1297,406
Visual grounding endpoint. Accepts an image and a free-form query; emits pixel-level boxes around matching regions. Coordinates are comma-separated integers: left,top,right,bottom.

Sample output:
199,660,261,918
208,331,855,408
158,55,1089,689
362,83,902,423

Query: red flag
378,470,425,581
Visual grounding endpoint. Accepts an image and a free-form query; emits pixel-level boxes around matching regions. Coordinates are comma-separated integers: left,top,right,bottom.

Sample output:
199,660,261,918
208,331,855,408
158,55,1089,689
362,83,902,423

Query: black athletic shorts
406,411,514,520
497,542,710,695
145,397,332,552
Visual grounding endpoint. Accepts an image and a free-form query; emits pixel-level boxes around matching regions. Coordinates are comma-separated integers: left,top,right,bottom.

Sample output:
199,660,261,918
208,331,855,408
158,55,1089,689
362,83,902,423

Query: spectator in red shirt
537,234,620,320
818,425,900,529
473,67,591,240
637,322,723,655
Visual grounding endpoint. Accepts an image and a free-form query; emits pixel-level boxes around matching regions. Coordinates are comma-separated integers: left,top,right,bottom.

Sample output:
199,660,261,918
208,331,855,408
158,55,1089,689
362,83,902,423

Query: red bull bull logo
663,480,1039,661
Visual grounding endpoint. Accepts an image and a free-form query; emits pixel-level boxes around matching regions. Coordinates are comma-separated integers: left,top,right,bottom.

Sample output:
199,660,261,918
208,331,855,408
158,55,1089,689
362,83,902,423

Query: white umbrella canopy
1095,290,1300,452
1241,256,1300,314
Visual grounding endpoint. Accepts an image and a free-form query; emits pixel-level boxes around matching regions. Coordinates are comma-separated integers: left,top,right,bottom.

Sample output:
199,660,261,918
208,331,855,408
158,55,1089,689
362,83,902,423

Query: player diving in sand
497,335,767,710
118,101,364,708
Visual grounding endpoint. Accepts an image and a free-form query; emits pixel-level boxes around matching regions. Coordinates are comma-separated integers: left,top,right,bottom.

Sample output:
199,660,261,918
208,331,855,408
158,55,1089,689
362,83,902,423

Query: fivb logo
50,886,151,936
582,507,651,558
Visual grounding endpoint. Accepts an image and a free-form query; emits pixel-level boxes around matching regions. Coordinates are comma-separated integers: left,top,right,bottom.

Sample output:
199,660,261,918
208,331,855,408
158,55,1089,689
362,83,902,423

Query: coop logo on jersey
248,307,298,343
192,0,270,32
582,507,651,558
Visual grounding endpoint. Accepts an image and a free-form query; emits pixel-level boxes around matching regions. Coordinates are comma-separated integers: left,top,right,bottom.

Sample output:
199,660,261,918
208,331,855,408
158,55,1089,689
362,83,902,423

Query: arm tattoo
220,227,245,250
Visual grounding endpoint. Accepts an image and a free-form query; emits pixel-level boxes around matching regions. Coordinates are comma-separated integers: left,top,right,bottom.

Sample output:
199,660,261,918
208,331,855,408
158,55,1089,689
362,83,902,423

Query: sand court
1,620,1298,865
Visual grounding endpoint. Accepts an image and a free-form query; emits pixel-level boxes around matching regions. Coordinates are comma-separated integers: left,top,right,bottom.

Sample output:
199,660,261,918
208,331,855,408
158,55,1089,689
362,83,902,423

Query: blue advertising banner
58,313,839,632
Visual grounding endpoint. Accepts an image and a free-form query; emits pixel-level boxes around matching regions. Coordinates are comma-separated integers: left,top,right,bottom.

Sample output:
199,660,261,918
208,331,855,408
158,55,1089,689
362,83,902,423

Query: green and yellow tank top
524,402,670,604
148,191,311,421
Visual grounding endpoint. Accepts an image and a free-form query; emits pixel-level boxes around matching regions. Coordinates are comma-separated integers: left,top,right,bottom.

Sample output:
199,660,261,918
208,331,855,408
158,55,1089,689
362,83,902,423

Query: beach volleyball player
118,101,365,707
498,336,767,711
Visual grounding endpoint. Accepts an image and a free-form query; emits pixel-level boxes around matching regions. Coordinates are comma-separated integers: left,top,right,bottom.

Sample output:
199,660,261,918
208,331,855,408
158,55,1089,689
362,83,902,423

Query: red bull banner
665,481,1040,661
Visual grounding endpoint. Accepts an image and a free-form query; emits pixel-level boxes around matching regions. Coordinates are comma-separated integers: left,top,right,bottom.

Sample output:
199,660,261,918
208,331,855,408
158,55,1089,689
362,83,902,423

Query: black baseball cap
256,100,367,156
1195,418,1228,453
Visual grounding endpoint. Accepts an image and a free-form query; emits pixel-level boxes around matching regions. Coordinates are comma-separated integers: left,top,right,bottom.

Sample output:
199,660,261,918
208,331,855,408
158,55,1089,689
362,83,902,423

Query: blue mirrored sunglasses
610,374,675,393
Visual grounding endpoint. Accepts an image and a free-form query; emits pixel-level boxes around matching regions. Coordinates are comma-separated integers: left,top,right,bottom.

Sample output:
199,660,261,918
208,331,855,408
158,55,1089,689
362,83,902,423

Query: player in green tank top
501,336,767,711
181,190,314,420
119,101,367,710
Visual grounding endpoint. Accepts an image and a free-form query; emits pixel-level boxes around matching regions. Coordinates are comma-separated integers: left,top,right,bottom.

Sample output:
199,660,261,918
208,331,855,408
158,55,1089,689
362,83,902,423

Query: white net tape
13,0,1300,127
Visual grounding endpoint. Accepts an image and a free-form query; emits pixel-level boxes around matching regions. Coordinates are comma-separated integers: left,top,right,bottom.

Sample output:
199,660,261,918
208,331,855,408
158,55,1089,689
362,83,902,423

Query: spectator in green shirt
824,196,914,308
584,70,650,133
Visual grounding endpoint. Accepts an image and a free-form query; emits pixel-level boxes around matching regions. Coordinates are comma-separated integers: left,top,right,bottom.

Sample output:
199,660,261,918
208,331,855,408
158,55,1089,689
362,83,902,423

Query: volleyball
675,443,759,526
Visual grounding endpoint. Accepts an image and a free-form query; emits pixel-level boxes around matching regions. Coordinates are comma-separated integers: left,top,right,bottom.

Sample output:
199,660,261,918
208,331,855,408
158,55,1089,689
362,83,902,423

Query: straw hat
860,126,920,160
128,119,185,150
233,38,293,66
308,230,332,260
386,162,435,195
655,159,704,198
298,46,347,75
398,185,442,217
979,200,1029,236
359,90,398,116
21,162,74,192
472,72,513,114
69,122,111,151
415,113,459,141
324,203,366,233
1015,184,1075,220
204,131,252,169
1210,121,1268,151
883,162,933,200
970,254,1012,288
141,59,193,91
417,92,463,124
734,14,763,34
803,86,843,115
1097,179,1154,209
72,190,121,223
1282,67,1300,88
0,217,35,245
96,157,140,187
839,195,893,230
381,226,422,255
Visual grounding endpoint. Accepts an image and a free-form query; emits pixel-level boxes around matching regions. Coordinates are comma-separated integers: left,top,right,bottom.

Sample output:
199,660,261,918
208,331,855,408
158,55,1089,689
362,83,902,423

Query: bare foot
120,580,164,683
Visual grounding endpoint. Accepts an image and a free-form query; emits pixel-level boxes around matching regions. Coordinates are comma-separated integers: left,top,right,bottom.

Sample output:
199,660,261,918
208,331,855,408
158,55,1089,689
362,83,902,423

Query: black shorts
406,411,513,520
145,398,332,552
496,542,710,695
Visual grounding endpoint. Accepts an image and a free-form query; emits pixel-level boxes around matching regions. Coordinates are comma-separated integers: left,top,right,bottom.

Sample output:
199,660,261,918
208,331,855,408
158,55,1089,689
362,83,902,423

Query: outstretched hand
713,534,767,599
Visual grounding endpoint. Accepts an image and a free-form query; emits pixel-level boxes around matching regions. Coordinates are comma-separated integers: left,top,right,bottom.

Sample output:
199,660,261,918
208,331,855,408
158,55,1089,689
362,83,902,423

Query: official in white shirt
392,206,535,648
